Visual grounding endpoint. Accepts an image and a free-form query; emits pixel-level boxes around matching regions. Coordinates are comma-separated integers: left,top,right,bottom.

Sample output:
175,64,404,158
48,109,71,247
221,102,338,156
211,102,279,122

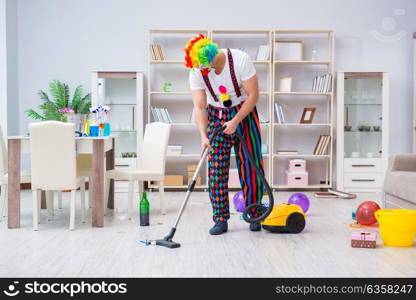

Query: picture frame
279,77,292,92
275,40,303,61
300,107,316,123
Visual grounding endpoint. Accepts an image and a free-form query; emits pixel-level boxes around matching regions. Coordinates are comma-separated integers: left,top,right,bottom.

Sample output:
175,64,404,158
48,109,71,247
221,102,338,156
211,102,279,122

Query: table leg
8,139,21,228
92,139,104,227
41,191,47,209
106,137,115,209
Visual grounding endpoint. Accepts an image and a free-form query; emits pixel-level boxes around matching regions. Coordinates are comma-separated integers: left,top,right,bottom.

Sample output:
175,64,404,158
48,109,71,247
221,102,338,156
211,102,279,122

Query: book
157,45,164,60
313,135,331,155
274,103,285,124
313,135,325,155
165,108,173,123
321,135,331,155
256,45,269,61
150,44,164,60
277,150,299,155
328,189,357,199
257,112,268,123
314,192,337,198
312,73,332,93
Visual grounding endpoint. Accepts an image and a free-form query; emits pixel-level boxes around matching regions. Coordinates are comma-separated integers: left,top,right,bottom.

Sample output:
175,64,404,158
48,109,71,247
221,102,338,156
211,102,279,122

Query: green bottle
139,192,150,226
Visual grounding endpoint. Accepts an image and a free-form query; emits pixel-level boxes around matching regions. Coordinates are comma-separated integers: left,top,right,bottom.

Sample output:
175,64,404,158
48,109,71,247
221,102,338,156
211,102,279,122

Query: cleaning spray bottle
139,192,149,226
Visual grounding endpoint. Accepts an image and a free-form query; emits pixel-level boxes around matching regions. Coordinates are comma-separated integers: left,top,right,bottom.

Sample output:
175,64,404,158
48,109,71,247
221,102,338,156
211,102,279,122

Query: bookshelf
147,29,334,191
210,29,273,186
272,30,335,189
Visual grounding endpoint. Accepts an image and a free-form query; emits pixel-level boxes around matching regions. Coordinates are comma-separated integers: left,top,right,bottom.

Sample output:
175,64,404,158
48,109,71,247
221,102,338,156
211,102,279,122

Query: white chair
0,125,31,222
105,122,171,218
29,121,86,230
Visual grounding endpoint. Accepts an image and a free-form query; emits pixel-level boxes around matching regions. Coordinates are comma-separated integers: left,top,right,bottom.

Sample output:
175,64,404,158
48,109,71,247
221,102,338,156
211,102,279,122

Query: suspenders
201,48,241,105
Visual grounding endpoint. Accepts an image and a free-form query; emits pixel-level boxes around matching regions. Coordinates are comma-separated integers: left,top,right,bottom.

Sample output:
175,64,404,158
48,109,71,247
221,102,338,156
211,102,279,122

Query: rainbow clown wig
184,34,219,70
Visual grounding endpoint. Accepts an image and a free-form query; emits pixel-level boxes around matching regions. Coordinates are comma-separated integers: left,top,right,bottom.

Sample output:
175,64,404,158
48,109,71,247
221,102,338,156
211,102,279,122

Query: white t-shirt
189,49,256,108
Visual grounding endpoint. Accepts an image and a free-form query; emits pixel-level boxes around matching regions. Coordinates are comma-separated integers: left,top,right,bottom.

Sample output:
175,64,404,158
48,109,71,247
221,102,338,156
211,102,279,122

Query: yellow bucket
375,209,416,247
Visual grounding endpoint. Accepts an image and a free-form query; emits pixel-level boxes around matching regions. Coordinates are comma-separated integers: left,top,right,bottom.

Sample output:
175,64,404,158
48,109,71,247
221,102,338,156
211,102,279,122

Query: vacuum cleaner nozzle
155,239,180,248
155,227,181,248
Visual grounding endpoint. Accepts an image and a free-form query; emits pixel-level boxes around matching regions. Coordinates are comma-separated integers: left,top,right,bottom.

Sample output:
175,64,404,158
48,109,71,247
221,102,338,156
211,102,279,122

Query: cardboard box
351,231,377,248
187,164,197,172
286,170,308,186
228,169,240,188
164,175,184,186
288,159,306,172
188,176,202,186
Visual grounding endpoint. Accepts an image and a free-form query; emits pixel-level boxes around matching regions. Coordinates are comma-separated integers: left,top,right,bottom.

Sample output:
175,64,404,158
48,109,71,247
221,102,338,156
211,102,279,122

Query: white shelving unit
147,29,334,191
272,30,335,189
210,29,273,187
91,71,144,192
336,72,389,192
148,29,210,190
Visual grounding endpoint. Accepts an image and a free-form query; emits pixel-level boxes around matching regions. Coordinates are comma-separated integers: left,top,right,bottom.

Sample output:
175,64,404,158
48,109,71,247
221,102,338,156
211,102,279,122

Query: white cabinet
336,72,389,192
91,71,144,192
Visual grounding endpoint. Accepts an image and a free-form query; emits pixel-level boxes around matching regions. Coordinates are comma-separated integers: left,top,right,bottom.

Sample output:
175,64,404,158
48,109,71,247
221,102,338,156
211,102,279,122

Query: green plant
26,80,91,121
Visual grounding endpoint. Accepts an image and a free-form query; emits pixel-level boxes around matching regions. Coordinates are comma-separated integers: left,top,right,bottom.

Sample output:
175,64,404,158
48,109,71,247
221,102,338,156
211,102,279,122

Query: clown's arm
223,75,259,135
191,89,211,153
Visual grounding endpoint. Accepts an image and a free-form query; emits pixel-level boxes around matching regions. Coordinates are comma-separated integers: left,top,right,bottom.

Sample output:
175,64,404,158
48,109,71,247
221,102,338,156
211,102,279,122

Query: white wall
16,0,416,153
0,0,7,135
6,0,18,135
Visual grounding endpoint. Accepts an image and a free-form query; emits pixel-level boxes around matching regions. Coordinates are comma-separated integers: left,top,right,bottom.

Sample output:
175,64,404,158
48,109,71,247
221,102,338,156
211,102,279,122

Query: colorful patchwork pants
207,103,264,223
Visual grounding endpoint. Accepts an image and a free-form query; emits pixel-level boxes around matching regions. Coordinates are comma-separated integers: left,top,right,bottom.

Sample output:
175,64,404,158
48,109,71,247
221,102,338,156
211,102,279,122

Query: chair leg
57,191,63,209
2,185,8,218
127,180,134,220
37,190,41,224
32,190,39,231
104,178,111,216
46,190,53,221
81,180,86,223
88,177,92,208
0,185,6,222
69,190,76,230
159,181,165,214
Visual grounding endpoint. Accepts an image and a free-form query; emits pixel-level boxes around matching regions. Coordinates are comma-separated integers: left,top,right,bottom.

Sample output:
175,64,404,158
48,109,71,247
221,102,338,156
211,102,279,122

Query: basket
375,209,416,247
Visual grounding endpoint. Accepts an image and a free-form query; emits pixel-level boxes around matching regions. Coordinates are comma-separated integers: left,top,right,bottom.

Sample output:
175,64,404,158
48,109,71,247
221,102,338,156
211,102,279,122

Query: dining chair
54,155,92,210
29,121,86,230
0,125,31,222
105,122,171,218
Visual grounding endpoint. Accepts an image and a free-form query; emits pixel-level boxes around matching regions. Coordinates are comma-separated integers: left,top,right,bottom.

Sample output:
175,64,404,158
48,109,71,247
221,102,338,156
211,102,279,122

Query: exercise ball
233,191,245,213
288,193,310,213
356,201,380,225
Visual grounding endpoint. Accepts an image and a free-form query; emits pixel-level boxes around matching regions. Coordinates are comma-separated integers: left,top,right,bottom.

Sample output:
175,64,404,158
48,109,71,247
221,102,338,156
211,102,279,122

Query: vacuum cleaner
152,126,275,249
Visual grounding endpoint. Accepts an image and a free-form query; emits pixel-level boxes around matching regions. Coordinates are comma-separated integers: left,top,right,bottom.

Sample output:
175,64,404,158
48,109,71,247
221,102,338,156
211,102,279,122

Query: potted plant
26,80,91,124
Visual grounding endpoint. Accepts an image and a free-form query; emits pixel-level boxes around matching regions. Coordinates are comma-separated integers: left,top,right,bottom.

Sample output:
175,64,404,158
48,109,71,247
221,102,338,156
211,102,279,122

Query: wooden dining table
7,136,115,228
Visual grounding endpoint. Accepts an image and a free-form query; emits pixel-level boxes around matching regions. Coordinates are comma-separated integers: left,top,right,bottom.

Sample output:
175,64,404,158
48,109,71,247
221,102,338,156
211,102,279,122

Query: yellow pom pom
220,93,229,101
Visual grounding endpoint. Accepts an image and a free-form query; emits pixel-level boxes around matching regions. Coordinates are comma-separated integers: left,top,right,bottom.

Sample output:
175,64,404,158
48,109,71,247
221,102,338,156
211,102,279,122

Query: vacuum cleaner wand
155,146,210,249
154,126,274,249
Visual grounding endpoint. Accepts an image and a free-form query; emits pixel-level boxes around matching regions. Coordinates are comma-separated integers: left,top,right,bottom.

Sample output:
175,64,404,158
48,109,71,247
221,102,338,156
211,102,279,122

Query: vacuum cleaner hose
210,126,274,224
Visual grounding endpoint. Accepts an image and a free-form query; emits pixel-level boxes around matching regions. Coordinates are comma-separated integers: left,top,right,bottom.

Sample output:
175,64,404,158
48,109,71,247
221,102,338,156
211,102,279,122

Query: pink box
286,170,308,186
350,231,377,248
228,169,240,188
288,159,306,172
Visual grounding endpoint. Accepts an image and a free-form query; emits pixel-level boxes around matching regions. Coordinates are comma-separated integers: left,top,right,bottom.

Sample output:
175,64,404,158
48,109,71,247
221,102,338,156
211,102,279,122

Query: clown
185,34,265,235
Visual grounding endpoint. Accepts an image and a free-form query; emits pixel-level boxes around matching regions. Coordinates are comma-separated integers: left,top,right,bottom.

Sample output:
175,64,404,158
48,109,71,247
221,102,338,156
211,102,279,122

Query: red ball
356,201,381,225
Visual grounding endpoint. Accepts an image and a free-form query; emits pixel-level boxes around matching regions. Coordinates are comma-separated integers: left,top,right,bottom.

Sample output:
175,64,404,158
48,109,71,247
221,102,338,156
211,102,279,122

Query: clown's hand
223,120,238,135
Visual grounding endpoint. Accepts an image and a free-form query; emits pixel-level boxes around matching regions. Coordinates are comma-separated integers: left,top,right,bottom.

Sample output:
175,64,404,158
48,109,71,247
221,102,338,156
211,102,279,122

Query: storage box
164,175,184,186
228,169,240,188
187,164,202,186
286,170,308,186
351,231,377,248
288,159,306,172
